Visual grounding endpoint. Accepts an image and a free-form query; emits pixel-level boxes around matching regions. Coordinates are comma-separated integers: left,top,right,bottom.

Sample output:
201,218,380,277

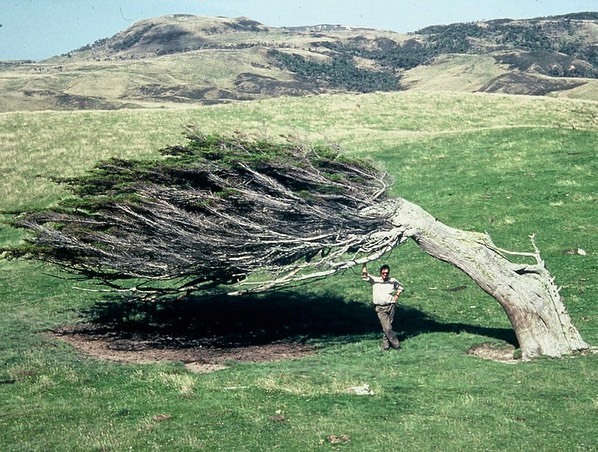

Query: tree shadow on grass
75,291,517,349
395,306,518,347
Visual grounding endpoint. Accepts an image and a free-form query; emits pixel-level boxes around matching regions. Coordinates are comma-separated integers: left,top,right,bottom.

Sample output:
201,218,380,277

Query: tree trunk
383,198,589,360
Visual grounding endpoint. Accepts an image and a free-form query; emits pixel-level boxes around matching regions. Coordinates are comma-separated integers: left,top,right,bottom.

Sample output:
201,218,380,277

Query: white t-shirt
363,275,404,305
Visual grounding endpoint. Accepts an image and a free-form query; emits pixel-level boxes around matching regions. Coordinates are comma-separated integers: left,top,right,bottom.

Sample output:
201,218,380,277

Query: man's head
380,264,391,281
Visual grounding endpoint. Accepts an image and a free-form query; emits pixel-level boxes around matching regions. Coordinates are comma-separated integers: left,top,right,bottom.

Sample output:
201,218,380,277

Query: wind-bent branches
7,135,393,296
232,225,407,294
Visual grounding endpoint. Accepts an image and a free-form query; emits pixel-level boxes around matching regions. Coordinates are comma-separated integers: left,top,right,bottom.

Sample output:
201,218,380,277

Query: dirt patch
49,323,315,374
467,342,520,364
51,325,521,371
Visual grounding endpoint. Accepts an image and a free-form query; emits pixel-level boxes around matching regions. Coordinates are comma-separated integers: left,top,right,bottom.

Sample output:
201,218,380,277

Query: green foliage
268,49,401,92
5,132,389,296
320,37,430,70
54,133,383,206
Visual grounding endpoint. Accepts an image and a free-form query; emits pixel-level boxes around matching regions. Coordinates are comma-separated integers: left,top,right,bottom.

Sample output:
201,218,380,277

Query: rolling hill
0,12,596,112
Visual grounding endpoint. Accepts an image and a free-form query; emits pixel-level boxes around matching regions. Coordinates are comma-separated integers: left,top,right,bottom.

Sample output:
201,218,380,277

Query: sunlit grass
402,54,506,92
1,91,596,211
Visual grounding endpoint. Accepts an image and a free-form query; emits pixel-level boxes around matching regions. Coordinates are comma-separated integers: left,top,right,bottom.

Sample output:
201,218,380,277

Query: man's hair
380,264,390,273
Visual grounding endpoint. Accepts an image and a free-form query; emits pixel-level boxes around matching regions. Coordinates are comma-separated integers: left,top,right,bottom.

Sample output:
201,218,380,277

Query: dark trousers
375,304,400,349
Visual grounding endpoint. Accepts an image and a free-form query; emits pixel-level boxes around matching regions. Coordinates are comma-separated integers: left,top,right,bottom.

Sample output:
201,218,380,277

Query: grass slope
0,91,596,450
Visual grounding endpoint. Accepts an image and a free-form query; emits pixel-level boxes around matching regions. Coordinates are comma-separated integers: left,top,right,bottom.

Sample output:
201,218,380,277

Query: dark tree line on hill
420,14,597,64
4,134,589,360
315,16,597,78
268,49,401,93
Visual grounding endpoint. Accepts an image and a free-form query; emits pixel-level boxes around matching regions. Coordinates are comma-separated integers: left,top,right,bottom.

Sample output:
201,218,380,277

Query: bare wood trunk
384,198,589,360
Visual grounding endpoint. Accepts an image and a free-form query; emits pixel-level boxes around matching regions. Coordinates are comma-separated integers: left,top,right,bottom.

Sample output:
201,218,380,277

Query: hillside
0,12,596,112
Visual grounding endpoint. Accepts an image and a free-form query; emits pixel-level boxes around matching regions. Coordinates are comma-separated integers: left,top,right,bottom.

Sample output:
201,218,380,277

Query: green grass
0,91,596,450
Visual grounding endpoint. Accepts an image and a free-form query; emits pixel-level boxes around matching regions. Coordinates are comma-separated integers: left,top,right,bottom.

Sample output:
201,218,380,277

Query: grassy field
0,91,596,450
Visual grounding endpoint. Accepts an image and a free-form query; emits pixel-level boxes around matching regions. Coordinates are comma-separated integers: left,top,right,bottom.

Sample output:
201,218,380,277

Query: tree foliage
7,134,393,297
268,49,401,92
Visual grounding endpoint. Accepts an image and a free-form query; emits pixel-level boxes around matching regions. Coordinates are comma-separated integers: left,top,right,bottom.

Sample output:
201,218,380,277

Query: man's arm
362,265,375,283
393,280,404,302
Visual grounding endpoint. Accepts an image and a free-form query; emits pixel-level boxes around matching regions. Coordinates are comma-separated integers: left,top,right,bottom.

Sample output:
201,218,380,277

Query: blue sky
1,0,596,61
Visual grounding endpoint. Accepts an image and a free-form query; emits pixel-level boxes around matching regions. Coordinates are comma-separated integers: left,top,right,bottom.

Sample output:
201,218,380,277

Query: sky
1,0,596,61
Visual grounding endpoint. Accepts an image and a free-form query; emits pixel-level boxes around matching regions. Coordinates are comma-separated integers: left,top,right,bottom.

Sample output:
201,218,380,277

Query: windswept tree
5,134,589,360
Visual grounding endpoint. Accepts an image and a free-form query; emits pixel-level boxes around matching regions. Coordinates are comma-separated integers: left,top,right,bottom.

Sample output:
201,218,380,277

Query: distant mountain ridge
0,12,596,111
74,15,271,58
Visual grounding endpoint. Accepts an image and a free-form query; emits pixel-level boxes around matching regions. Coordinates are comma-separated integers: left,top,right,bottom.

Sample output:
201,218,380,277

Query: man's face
380,269,390,281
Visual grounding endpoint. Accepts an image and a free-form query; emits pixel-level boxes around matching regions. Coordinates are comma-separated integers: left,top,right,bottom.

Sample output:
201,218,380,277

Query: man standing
362,264,404,351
